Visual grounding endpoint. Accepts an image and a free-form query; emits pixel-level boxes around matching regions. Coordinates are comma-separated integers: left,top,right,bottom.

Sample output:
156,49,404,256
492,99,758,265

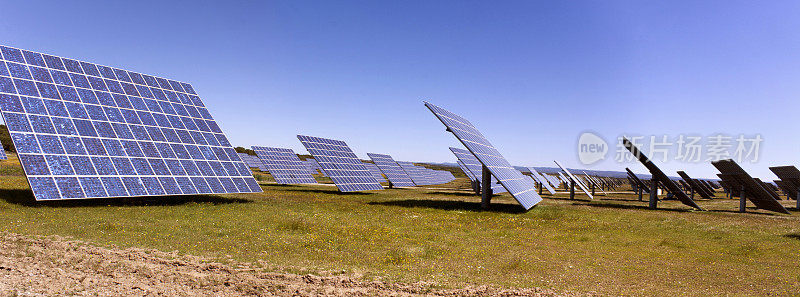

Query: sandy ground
0,233,581,296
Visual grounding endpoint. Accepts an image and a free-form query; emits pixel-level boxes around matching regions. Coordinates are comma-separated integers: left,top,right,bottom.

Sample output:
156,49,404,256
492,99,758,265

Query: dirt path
0,233,579,296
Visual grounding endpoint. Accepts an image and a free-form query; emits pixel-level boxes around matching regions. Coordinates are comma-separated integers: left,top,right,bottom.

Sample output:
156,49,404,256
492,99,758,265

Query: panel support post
690,187,694,199
480,165,493,209
739,185,747,213
649,179,658,209
591,182,596,196
538,182,543,195
638,187,643,201
569,179,575,200
796,187,799,210
388,181,393,189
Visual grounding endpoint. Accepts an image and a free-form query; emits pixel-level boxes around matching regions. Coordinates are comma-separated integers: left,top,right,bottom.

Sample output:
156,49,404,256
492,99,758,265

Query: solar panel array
554,160,593,199
251,146,317,184
425,102,541,209
581,171,608,195
449,147,506,193
366,153,416,187
712,159,789,214
625,167,650,193
527,167,556,195
297,135,383,192
0,45,261,200
363,162,387,182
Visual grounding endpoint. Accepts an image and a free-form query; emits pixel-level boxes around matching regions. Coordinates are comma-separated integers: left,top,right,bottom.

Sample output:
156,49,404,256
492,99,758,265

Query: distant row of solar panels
0,45,262,200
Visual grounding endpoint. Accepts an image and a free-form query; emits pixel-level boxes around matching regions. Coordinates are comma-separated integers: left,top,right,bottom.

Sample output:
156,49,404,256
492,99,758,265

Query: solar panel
557,172,569,187
527,167,556,195
425,102,541,209
237,152,267,171
363,162,387,182
396,161,435,185
581,170,608,195
0,45,261,200
622,138,702,210
677,171,714,199
366,153,416,187
448,147,506,193
251,146,317,185
296,135,383,192
303,158,325,175
553,161,593,199
625,168,650,193
712,159,789,214
769,166,800,199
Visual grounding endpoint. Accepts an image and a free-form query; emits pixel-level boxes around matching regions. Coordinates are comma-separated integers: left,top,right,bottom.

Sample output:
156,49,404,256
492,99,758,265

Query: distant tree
234,146,256,155
0,125,13,152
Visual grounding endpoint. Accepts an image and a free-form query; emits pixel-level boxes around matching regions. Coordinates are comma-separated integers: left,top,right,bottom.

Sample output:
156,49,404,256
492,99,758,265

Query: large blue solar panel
527,167,556,195
0,45,261,200
425,102,541,209
251,146,317,184
297,135,383,192
449,147,506,193
396,161,433,185
302,158,323,175
363,162,387,182
367,153,416,187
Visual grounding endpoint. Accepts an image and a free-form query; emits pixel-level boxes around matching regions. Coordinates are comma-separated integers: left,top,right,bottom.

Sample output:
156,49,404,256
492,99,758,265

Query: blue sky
1,0,799,179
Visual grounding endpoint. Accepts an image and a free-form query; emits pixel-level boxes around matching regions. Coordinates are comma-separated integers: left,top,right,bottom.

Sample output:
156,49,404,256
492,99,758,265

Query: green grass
0,153,798,296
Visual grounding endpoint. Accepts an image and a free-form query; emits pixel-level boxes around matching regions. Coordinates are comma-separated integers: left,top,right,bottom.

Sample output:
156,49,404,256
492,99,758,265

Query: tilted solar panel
769,166,800,199
448,147,506,193
622,138,702,210
528,167,556,195
237,152,267,171
0,139,6,160
363,162,387,182
251,146,317,184
554,160,593,199
366,153,415,187
712,160,789,214
457,160,476,181
425,102,541,209
677,171,714,199
396,161,434,185
297,135,383,192
581,170,608,195
0,45,261,200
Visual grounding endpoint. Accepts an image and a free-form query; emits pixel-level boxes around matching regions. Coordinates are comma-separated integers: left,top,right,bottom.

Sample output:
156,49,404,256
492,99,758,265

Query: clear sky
1,0,799,179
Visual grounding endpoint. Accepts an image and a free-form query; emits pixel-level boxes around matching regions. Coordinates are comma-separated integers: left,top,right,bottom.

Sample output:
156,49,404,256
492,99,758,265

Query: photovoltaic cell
425,102,541,209
251,146,317,184
297,135,383,192
449,147,506,193
366,153,416,187
0,45,261,200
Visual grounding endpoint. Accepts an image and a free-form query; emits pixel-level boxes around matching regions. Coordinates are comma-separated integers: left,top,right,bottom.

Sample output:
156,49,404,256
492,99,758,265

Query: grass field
0,153,798,296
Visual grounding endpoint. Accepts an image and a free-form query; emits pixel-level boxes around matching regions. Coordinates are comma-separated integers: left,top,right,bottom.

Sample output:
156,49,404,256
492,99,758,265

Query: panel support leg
739,185,747,213
796,187,799,210
690,188,694,199
480,165,493,209
649,179,659,209
569,180,575,200
388,181,393,189
538,182,543,195
638,188,643,201
591,182,595,196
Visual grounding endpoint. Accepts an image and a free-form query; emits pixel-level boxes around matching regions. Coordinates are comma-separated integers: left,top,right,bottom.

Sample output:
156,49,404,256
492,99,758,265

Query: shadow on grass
0,188,252,208
575,201,695,213
783,233,800,240
425,191,480,197
369,199,527,214
274,187,373,196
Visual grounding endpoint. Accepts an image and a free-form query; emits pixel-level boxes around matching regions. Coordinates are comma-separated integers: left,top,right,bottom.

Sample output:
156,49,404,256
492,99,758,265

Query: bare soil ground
0,232,578,296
